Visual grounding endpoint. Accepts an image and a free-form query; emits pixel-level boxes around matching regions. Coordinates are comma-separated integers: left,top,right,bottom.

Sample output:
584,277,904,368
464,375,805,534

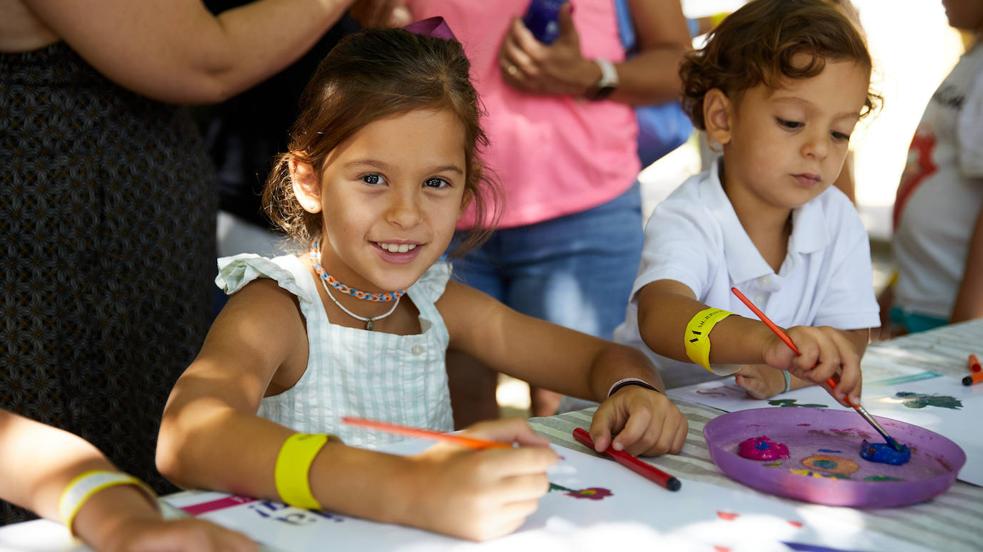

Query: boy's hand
589,387,687,457
762,326,862,405
408,419,558,542
734,364,788,399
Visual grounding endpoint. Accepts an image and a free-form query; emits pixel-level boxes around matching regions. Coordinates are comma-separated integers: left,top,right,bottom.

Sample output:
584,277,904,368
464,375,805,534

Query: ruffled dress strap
215,253,317,306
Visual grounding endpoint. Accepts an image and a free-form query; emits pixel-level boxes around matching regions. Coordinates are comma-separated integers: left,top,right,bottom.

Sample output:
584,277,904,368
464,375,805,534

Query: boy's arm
635,279,776,365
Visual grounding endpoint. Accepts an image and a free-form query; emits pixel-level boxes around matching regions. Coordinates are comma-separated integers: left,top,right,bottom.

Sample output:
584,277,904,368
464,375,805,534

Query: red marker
572,427,681,491
963,372,983,386
969,354,981,373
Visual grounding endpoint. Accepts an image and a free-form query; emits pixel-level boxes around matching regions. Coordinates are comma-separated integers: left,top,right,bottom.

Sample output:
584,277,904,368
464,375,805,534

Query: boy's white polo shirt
613,160,880,388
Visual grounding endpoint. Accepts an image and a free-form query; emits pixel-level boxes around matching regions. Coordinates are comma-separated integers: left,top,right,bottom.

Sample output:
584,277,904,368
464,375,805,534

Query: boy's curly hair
680,0,879,131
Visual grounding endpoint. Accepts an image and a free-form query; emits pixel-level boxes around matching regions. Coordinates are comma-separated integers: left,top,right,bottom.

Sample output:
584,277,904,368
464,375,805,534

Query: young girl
0,410,253,551
157,24,686,542
613,0,880,404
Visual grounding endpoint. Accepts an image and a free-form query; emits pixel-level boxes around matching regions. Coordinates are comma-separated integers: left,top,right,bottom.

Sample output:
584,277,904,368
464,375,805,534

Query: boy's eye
775,117,803,130
831,131,851,142
361,173,385,185
424,177,450,189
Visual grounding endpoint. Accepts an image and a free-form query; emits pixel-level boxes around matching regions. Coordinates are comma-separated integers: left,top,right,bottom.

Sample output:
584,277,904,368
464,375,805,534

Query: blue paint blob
859,439,911,465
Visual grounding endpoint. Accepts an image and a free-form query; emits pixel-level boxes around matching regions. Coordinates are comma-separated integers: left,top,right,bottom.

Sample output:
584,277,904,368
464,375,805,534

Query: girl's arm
441,282,687,456
157,279,413,520
22,0,357,104
0,411,254,551
440,281,661,401
950,204,983,323
635,279,863,404
157,279,557,541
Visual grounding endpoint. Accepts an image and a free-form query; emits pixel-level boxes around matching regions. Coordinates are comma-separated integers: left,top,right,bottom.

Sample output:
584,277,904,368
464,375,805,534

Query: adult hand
498,4,599,96
590,386,687,457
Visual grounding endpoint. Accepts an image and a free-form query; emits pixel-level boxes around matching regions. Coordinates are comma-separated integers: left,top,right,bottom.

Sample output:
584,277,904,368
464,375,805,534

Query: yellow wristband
684,307,733,371
275,433,329,510
58,470,157,538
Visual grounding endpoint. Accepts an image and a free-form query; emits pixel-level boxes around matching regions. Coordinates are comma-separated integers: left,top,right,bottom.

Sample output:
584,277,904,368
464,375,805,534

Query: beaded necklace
310,240,406,331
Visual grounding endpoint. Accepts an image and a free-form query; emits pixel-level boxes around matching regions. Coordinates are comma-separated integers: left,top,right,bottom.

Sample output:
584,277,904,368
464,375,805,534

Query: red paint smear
717,511,739,521
788,520,803,528
181,495,256,516
714,546,732,552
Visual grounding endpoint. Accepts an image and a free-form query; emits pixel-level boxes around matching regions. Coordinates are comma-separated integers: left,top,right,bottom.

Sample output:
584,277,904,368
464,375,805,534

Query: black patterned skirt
0,43,216,523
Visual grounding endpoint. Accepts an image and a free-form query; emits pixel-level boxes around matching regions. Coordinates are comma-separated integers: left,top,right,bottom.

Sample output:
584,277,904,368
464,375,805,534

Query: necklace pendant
365,319,375,331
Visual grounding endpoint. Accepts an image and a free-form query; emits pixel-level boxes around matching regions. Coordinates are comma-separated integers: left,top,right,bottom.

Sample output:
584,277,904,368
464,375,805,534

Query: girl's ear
703,88,734,147
289,155,323,214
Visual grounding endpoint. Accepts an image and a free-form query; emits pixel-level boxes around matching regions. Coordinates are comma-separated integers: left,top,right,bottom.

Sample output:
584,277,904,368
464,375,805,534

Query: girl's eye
361,173,385,185
831,131,851,142
424,177,450,189
776,117,803,130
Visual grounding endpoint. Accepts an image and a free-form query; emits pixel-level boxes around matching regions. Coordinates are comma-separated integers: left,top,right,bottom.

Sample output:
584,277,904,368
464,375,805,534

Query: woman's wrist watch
586,58,618,100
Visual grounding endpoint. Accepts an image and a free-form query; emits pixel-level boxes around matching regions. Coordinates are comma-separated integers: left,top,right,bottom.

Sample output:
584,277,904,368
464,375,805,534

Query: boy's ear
289,156,322,214
703,88,734,146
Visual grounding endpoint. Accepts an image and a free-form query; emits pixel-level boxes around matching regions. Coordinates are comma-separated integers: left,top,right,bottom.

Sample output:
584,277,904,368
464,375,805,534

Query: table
2,320,982,551
530,318,983,552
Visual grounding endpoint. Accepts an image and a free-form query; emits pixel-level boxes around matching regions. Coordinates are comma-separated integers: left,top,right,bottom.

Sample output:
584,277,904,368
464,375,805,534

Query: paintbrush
730,287,904,451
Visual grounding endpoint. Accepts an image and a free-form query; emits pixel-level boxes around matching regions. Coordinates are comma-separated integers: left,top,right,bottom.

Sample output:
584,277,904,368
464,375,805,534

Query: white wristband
58,470,157,537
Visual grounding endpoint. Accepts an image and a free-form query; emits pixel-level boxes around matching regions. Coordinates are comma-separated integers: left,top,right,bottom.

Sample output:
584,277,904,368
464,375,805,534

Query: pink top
406,0,640,228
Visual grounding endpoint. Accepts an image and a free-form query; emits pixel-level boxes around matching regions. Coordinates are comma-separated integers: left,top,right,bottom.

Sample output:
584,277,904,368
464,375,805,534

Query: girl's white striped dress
216,254,454,448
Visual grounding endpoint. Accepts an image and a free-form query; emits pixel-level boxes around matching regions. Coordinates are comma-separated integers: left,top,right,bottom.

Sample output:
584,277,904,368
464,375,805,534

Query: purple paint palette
704,408,965,508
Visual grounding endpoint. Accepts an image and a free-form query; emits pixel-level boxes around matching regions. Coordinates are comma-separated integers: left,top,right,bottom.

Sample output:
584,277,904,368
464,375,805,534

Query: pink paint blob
738,435,791,461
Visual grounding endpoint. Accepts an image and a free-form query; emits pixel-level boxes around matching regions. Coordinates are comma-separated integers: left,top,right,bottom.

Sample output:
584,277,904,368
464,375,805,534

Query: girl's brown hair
263,27,499,253
679,0,879,130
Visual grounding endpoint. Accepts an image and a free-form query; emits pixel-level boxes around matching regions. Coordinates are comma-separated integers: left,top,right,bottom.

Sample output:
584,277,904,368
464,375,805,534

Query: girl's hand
762,326,862,405
498,5,598,96
94,518,256,552
589,387,688,457
734,364,788,399
406,419,559,542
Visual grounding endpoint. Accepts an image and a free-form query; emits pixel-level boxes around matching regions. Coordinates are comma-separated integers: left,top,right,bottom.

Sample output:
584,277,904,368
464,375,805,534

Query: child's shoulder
216,253,315,302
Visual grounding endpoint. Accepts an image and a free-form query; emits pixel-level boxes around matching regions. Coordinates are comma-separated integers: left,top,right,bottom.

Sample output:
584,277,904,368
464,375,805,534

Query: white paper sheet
163,444,926,551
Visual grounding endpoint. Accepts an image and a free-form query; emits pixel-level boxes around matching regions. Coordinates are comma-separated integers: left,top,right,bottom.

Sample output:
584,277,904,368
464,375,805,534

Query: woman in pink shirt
405,0,690,421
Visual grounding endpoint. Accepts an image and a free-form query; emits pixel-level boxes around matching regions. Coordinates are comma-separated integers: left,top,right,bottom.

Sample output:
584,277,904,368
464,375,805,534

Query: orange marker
962,372,983,386
341,417,510,449
969,354,981,373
